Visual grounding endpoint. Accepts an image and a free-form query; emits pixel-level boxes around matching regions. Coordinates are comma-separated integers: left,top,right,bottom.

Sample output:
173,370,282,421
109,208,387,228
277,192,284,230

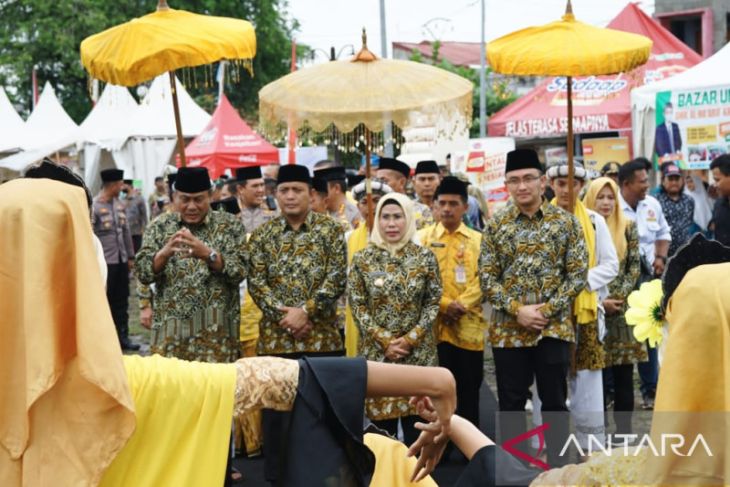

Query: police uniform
93,169,136,349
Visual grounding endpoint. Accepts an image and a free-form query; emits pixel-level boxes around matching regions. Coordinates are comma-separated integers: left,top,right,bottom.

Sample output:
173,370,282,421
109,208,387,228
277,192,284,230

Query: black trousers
492,338,570,467
262,349,344,485
603,364,634,435
438,342,484,428
106,262,130,344
131,234,143,255
371,415,420,446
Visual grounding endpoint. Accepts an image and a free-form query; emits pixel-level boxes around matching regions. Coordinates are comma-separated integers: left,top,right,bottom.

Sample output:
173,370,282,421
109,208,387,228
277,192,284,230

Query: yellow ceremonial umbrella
259,29,473,228
487,0,651,210
80,0,256,166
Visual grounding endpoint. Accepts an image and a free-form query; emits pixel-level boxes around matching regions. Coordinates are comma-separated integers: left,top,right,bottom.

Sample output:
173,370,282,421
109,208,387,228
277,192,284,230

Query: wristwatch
208,249,219,264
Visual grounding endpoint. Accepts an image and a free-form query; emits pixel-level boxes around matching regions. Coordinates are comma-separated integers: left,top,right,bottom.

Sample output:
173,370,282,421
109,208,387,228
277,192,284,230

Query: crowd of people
4,150,730,486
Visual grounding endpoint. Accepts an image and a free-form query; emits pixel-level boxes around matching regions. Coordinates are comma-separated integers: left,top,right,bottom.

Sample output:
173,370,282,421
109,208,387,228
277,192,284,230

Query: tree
409,41,518,138
0,0,297,123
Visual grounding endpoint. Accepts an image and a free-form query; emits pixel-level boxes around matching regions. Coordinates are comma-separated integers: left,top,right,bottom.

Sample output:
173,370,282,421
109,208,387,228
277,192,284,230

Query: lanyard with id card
455,244,467,284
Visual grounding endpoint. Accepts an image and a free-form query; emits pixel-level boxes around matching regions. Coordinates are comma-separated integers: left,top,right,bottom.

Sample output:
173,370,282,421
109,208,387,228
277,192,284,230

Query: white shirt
587,210,619,301
619,194,672,264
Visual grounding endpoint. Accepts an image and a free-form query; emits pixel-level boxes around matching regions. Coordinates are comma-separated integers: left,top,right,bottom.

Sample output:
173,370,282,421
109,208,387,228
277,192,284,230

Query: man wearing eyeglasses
479,149,588,467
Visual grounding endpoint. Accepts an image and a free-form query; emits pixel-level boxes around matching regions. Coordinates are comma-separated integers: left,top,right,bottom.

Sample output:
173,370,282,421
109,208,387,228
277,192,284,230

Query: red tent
183,94,279,177
488,3,702,138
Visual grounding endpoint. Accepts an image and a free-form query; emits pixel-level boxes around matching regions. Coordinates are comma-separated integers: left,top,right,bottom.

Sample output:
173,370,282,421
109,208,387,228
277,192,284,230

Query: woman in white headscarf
349,192,443,444
684,172,714,233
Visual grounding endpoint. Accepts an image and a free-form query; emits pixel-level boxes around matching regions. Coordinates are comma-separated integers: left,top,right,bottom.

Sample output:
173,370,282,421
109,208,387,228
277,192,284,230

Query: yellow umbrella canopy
80,3,256,86
487,8,651,76
486,0,651,211
259,30,473,141
80,0,256,166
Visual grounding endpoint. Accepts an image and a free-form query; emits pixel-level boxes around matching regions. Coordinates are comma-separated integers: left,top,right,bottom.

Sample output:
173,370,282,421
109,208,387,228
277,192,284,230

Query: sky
287,0,655,62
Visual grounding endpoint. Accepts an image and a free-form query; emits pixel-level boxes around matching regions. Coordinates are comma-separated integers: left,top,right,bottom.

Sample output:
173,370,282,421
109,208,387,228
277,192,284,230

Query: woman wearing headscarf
349,192,443,444
583,177,645,437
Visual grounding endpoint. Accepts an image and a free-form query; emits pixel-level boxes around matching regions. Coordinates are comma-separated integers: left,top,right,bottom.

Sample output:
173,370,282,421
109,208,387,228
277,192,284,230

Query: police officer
235,166,277,234
93,169,139,351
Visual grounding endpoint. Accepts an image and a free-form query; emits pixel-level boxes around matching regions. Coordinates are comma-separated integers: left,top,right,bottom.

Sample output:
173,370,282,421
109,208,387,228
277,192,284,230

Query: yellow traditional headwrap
0,179,135,486
551,197,597,324
583,177,629,261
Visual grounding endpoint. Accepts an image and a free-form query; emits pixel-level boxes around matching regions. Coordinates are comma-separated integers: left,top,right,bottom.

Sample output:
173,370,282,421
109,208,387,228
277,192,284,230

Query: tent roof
184,94,279,178
79,84,139,150
131,75,210,138
20,82,80,151
0,87,26,153
0,83,81,172
488,3,702,138
632,41,730,109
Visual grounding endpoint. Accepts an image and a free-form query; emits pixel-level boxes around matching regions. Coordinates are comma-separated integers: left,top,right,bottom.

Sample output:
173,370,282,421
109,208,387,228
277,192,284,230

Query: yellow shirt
418,222,486,351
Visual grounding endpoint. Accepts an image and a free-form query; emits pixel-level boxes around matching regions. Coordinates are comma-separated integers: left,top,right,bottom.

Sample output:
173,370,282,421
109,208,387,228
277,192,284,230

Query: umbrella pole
169,71,187,167
365,128,374,232
566,75,574,213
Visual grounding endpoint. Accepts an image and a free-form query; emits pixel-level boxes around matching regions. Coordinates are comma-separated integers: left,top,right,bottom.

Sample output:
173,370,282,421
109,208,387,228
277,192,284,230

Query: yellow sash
552,198,597,324
345,224,369,356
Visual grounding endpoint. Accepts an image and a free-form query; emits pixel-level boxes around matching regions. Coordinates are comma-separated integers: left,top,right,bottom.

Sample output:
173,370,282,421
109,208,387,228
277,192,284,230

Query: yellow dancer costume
101,356,236,487
0,179,135,487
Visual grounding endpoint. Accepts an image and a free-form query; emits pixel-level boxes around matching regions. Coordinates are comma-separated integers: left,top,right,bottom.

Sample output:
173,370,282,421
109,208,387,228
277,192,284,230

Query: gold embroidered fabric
233,357,300,415
530,448,649,486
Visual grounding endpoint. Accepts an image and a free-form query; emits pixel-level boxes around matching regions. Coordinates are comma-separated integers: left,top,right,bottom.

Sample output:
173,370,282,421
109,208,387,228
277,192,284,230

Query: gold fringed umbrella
487,0,651,210
259,29,473,229
80,0,256,167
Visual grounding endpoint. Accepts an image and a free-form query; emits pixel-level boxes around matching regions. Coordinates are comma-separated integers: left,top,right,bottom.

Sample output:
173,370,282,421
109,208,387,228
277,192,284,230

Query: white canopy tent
82,76,211,198
0,83,81,173
631,42,730,159
0,87,26,154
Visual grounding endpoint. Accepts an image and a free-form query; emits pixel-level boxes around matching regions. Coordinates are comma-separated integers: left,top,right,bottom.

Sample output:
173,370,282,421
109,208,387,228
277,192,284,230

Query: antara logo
560,434,714,458
502,424,714,472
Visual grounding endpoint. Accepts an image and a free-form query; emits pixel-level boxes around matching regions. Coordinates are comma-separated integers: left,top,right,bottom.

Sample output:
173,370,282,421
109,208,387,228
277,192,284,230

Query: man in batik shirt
247,164,347,482
136,167,247,363
479,149,588,467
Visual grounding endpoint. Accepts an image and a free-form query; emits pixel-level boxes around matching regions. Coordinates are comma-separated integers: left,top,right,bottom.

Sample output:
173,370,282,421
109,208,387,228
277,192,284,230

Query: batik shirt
136,210,247,362
656,191,695,256
479,200,588,348
248,211,347,355
349,242,442,419
412,200,435,230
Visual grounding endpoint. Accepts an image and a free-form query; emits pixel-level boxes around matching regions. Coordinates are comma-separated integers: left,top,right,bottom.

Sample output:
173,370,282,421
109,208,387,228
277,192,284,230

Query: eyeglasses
505,175,541,187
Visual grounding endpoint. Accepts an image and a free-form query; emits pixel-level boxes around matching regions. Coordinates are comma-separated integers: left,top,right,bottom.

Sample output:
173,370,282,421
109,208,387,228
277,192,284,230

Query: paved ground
125,278,652,486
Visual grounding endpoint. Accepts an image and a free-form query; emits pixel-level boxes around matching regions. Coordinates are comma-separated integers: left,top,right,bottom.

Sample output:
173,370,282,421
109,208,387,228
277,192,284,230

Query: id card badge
455,264,467,284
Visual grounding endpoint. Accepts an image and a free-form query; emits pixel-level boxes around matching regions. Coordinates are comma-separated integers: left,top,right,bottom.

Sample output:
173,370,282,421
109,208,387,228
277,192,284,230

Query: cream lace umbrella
259,29,473,228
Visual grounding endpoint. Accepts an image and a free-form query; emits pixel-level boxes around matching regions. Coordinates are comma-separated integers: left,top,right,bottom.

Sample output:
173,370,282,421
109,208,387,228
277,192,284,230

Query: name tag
430,242,446,248
455,265,467,284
